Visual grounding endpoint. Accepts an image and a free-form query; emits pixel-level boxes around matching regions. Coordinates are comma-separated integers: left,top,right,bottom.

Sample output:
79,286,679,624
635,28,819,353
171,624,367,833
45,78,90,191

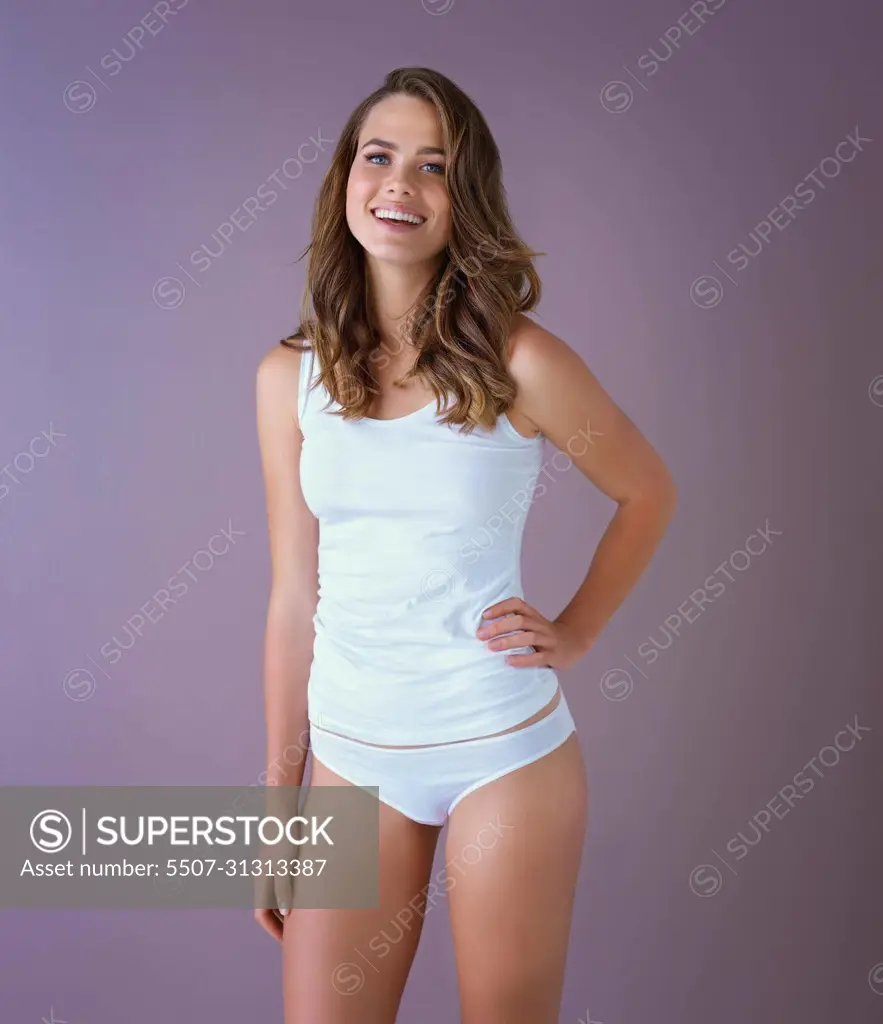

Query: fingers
485,630,540,652
276,873,296,924
254,908,284,942
476,598,556,665
504,649,551,668
478,611,539,639
254,868,289,943
480,615,554,644
481,596,536,620
480,598,517,619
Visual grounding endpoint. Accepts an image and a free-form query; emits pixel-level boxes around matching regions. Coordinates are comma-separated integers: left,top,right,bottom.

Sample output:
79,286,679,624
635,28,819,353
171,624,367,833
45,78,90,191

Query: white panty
309,693,577,826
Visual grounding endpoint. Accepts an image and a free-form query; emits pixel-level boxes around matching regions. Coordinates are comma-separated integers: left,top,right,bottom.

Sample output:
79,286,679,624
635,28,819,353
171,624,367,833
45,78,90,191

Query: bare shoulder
256,340,311,429
257,338,308,384
506,313,590,423
506,314,676,504
507,313,577,377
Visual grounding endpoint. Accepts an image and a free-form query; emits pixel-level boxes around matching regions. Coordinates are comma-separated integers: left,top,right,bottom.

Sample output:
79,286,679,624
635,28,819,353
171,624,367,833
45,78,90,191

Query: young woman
255,67,676,1024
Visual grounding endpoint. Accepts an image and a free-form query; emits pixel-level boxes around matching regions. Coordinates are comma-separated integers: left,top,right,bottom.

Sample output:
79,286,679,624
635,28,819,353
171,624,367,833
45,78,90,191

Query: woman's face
346,93,452,267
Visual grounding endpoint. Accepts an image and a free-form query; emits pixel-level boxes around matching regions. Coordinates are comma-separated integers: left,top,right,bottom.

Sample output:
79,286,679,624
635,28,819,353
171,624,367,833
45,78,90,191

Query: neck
364,253,442,352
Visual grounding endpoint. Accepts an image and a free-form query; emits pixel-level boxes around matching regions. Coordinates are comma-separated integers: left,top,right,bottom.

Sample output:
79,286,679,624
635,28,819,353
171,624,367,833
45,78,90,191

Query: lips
370,201,426,220
370,210,426,234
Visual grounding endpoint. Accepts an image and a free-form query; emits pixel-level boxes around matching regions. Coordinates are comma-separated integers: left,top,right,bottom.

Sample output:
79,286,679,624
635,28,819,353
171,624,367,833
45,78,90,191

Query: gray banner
0,786,379,909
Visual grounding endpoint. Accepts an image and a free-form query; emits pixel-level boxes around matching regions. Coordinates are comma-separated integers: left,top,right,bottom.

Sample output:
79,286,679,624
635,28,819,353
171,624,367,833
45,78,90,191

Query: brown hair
280,66,545,432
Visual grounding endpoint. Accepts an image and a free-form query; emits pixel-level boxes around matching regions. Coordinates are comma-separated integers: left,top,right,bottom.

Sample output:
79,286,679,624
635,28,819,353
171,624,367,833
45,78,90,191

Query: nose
381,163,416,195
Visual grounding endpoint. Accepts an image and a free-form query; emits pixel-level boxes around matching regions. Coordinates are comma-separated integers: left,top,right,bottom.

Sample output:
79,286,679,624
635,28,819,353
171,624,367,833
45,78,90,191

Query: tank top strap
298,344,316,425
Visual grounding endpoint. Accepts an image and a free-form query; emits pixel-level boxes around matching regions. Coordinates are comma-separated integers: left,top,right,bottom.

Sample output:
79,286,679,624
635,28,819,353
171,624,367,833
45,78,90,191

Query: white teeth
373,209,424,225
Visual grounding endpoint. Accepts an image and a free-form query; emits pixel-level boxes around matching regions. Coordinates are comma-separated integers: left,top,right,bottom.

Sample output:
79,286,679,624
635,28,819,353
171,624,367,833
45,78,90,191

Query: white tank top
298,344,560,745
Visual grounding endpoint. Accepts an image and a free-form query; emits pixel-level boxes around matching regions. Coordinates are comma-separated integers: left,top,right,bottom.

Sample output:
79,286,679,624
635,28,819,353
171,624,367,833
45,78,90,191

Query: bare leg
446,731,588,1023
282,753,443,1024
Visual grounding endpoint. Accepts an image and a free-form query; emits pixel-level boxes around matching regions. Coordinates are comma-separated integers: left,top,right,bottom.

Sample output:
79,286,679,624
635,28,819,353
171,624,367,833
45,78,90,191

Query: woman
255,67,676,1024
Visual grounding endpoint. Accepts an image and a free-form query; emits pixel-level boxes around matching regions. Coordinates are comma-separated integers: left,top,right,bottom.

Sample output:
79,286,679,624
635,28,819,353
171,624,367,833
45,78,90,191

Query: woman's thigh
445,732,589,1024
282,753,443,1024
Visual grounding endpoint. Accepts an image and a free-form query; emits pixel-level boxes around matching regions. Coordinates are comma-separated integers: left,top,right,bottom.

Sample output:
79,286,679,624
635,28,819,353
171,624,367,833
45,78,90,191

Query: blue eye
364,154,445,175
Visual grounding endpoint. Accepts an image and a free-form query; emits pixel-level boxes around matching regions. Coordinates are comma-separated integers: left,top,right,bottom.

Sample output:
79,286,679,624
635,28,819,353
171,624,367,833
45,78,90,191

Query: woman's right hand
254,846,299,942
253,785,302,942
253,904,285,942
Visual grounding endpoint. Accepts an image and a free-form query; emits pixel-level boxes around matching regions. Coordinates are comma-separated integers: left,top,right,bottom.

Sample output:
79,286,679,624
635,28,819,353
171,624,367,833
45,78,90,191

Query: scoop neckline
361,399,438,424
361,399,541,442
308,346,539,439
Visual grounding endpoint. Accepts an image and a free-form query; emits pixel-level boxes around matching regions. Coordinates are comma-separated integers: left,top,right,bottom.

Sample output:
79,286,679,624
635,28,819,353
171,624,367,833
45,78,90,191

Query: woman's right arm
255,344,319,790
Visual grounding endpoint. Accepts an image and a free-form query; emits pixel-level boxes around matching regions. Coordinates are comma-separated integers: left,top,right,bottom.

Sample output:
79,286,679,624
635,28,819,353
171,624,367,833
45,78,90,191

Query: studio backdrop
1,0,881,1021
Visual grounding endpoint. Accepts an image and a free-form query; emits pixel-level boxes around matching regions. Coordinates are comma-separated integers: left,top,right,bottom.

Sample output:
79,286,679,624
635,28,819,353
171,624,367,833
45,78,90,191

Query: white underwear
308,689,577,826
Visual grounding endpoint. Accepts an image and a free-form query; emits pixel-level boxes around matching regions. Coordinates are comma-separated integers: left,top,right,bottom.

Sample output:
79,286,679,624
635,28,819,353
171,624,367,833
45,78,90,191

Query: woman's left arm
477,317,678,670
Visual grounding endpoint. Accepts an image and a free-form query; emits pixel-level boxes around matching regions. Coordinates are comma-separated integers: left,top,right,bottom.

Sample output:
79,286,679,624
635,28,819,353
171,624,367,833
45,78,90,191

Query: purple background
2,0,882,1020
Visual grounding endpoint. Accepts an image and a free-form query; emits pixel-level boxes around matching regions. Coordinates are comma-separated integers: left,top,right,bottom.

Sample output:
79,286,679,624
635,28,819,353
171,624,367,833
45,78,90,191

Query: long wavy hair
280,66,545,432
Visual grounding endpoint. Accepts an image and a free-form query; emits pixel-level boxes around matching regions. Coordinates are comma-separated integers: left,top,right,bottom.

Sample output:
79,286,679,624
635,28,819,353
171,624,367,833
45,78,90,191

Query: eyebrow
359,137,446,157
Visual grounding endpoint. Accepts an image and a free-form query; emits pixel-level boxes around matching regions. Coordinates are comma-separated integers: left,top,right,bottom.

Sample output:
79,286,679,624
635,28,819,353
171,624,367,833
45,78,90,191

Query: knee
460,968,562,1024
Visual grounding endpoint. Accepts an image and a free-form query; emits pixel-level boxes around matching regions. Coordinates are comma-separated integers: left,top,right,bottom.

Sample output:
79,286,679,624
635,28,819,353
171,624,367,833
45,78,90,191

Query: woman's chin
363,245,436,268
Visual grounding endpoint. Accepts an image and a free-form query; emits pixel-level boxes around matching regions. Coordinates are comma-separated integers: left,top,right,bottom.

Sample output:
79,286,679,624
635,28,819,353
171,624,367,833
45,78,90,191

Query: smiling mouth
371,208,426,227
